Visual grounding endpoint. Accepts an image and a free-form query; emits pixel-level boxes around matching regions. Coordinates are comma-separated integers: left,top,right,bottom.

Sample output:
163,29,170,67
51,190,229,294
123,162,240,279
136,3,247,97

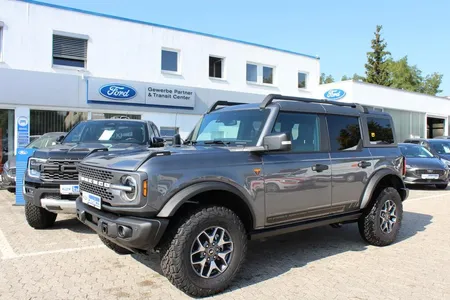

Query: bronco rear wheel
159,206,247,297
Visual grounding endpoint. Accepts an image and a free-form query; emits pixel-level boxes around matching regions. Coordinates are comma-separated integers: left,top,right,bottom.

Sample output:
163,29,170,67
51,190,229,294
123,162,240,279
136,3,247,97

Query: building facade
0,0,320,168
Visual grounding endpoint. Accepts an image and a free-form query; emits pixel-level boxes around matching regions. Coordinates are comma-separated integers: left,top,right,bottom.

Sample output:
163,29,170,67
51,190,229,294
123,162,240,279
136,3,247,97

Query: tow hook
101,222,108,234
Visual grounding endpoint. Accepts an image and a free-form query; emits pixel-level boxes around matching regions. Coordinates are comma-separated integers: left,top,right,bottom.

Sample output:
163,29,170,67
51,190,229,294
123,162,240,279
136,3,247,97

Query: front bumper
23,180,78,213
76,198,169,253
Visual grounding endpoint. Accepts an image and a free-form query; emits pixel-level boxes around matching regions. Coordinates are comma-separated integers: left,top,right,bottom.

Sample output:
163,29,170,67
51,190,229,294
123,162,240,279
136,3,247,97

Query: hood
405,157,447,169
435,153,450,161
81,145,232,171
32,142,149,160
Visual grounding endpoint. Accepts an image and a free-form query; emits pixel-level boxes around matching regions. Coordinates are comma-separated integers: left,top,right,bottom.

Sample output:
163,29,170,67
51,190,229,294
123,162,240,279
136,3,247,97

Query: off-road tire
159,206,247,297
99,236,133,255
436,184,448,190
358,187,403,246
25,201,57,229
7,188,15,193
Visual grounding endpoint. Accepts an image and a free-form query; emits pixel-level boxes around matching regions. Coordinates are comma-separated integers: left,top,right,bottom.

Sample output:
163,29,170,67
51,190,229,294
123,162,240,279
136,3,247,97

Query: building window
209,56,224,79
30,110,88,136
52,34,87,68
246,63,275,85
246,63,257,82
326,115,362,151
367,117,394,144
298,72,307,89
161,49,179,72
0,24,4,61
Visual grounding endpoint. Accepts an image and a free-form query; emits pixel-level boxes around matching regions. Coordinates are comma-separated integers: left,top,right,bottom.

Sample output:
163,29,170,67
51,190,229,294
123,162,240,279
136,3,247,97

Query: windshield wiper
183,140,197,145
203,140,230,146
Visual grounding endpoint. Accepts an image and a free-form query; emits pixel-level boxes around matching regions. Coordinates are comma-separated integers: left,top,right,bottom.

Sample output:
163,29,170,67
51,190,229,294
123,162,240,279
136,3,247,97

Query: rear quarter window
367,117,395,145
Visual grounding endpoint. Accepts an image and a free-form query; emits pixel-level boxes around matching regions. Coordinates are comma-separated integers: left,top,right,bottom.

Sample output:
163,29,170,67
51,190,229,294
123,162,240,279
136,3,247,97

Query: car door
263,111,332,226
327,114,373,213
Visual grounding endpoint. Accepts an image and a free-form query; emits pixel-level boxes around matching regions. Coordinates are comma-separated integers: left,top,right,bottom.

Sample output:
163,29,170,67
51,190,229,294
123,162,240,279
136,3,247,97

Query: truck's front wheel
160,206,247,297
25,201,57,229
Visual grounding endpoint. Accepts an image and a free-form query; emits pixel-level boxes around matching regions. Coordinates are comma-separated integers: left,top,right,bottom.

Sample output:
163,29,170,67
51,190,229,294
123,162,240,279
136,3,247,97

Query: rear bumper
76,198,169,253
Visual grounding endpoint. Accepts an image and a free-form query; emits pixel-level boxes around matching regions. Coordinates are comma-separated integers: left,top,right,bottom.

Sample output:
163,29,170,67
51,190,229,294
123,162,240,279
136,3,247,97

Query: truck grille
79,182,113,201
40,159,80,181
79,166,113,182
415,169,446,176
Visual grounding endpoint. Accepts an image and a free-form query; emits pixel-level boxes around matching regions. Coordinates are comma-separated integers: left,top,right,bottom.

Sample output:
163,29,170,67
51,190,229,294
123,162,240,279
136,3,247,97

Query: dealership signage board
15,107,30,150
87,78,195,109
15,148,35,206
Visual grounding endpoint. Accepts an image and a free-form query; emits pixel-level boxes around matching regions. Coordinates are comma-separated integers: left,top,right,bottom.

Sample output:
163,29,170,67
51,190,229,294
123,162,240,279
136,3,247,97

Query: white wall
0,0,320,98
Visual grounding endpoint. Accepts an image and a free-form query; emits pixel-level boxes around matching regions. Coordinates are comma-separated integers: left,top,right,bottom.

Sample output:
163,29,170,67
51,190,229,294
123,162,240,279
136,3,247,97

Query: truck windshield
190,109,270,146
429,141,450,154
399,144,434,158
62,121,147,144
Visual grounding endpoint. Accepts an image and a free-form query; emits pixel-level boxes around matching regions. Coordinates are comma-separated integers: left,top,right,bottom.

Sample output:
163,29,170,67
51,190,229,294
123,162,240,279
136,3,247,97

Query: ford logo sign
18,150,27,155
99,84,137,100
324,89,346,100
17,116,28,127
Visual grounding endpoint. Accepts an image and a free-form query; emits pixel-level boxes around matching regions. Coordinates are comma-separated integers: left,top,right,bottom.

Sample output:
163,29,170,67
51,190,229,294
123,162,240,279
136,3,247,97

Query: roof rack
260,94,368,113
207,101,248,113
110,116,131,119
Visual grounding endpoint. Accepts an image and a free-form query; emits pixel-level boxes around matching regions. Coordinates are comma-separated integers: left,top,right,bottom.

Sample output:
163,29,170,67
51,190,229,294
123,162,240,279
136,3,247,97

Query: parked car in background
403,138,450,168
0,132,65,193
432,136,450,139
399,143,449,189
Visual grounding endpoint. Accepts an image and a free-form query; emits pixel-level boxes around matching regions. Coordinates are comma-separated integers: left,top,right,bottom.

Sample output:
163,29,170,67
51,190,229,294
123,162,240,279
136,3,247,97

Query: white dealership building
0,0,449,168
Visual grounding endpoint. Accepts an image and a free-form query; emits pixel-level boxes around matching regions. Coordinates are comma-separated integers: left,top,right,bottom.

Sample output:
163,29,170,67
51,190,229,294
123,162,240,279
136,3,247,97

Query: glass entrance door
0,109,15,173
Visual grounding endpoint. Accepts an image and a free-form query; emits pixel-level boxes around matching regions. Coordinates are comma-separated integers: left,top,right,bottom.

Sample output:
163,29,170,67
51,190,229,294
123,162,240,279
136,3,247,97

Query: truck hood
81,145,232,171
405,157,447,169
32,142,149,160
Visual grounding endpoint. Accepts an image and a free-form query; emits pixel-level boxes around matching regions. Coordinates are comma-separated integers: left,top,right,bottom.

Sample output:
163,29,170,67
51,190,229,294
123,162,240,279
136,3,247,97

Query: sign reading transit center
87,78,196,109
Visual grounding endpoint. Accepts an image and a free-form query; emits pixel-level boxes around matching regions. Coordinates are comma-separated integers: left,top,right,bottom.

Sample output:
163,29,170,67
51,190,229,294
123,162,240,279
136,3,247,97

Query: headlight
405,164,412,169
27,157,47,178
120,175,137,201
441,158,450,168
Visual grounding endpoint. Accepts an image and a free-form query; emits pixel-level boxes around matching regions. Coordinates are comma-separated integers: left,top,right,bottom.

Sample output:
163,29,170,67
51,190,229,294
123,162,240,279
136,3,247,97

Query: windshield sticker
444,145,450,153
98,130,115,141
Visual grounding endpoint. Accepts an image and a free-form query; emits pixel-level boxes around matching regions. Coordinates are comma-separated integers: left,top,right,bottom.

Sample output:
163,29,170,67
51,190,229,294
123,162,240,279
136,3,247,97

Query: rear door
262,111,332,226
327,115,373,213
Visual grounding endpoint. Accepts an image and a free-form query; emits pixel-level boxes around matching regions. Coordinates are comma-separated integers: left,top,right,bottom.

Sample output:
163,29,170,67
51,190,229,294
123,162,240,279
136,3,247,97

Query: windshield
190,109,270,146
26,135,59,149
429,141,450,154
399,144,434,158
63,121,148,144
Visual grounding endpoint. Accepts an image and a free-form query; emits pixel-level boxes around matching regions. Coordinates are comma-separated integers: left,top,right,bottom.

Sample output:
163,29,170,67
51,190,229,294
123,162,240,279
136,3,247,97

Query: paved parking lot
0,188,449,300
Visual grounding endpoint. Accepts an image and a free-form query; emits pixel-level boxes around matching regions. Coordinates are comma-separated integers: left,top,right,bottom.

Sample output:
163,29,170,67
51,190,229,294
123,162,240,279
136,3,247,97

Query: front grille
415,169,446,176
79,166,113,182
40,159,80,181
79,182,113,202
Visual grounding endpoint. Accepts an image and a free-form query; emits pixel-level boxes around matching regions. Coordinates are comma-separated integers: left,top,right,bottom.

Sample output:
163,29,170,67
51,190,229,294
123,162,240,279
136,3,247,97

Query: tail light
402,156,406,176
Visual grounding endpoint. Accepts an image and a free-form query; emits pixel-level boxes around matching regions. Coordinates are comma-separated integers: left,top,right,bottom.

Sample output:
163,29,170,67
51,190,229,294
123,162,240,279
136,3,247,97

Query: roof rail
260,94,367,113
207,101,248,113
110,116,131,119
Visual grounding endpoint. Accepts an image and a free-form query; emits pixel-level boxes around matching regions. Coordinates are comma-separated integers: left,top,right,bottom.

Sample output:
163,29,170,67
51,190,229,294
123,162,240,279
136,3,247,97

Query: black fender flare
156,181,256,225
359,168,407,209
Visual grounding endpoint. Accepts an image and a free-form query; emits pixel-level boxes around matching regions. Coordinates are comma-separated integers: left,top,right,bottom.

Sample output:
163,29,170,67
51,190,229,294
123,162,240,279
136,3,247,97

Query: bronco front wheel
159,206,247,297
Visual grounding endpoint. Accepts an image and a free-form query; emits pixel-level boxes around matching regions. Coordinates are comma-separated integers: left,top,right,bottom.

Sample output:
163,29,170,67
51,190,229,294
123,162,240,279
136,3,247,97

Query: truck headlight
441,158,450,168
27,158,47,178
120,175,137,201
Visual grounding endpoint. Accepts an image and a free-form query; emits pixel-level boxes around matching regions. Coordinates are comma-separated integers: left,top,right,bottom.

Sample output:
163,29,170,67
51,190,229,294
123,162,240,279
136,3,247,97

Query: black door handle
358,161,371,168
312,164,329,172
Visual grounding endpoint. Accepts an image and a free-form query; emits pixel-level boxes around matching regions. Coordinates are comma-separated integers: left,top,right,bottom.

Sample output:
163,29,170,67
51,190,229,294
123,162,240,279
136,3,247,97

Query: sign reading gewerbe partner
87,79,195,109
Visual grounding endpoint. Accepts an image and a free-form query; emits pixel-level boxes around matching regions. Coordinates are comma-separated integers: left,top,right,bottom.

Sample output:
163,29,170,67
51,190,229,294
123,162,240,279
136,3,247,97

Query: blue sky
35,0,449,96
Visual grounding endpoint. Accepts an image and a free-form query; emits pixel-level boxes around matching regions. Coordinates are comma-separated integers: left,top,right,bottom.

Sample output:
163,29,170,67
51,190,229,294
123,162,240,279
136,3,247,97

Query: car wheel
99,236,133,255
436,184,448,190
25,201,57,229
358,187,403,246
160,206,247,297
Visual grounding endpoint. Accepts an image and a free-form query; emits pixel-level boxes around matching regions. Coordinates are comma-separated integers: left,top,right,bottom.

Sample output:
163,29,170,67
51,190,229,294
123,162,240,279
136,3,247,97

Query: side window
151,124,160,137
271,112,321,152
367,117,394,144
327,115,361,151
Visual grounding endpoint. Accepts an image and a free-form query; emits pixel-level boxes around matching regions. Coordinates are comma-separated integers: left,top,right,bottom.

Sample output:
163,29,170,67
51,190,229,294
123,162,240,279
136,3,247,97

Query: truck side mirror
56,135,65,144
173,133,181,146
152,137,165,148
263,132,291,151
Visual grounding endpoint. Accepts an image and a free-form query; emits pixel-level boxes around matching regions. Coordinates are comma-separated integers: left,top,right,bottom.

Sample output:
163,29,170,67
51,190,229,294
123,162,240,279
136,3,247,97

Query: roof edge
18,0,320,60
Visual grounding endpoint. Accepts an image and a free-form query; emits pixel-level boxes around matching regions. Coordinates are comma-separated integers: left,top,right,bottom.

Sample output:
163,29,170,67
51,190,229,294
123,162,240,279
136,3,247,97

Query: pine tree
365,25,391,86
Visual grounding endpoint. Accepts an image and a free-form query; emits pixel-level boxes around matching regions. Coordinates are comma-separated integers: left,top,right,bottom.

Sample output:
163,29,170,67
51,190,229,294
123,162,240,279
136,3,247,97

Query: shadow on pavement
49,217,96,234
406,184,449,191
130,211,432,293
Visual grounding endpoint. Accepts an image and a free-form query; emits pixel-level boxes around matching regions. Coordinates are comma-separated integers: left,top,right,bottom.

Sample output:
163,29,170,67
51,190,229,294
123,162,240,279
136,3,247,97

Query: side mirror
56,135,65,144
263,132,291,151
173,133,181,146
152,137,165,147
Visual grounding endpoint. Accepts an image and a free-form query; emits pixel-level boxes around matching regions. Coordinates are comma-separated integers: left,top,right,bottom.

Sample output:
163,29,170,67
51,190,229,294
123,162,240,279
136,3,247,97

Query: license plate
421,174,439,179
82,192,101,209
60,185,79,195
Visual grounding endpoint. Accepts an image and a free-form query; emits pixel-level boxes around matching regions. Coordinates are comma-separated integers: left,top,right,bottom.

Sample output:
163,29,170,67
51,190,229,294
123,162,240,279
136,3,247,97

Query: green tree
320,73,334,84
420,73,443,95
365,25,391,86
341,75,350,81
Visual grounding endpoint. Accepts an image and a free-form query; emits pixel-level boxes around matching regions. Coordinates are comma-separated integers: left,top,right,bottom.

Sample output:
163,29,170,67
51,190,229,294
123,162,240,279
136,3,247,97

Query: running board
249,212,362,240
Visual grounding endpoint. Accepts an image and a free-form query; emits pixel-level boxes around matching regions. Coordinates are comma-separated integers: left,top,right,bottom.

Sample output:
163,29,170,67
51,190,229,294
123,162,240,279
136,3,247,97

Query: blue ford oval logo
17,116,28,127
99,84,137,100
324,89,346,100
18,150,27,155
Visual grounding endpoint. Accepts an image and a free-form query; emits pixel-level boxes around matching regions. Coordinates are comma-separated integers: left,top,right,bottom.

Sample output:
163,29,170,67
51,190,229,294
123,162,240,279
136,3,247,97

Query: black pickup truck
24,117,164,229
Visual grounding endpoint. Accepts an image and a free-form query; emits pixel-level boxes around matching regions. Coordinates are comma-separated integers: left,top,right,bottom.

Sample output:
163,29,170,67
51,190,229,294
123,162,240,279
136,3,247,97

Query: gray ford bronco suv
76,94,408,297
24,117,164,229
